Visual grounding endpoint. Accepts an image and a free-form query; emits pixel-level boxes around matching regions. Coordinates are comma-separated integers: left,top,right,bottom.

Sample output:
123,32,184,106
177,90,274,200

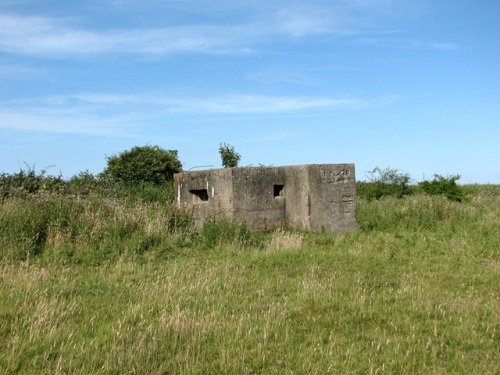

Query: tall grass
0,183,498,373
357,194,487,232
0,194,194,264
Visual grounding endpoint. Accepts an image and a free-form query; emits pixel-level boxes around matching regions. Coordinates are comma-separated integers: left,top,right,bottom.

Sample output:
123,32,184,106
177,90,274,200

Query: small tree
219,143,241,168
357,166,412,200
103,145,182,185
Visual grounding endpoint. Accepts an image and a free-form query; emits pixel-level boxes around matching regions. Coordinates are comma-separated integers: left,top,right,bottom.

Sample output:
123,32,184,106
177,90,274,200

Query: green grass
0,186,499,374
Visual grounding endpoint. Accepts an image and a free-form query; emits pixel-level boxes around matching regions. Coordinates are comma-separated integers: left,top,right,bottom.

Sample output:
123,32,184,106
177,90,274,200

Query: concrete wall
174,168,233,230
232,167,286,231
174,164,357,233
306,164,357,232
281,165,310,231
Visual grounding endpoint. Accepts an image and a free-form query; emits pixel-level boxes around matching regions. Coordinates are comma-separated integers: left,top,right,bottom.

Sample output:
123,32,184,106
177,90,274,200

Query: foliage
0,165,66,198
357,167,467,203
103,145,182,185
0,167,176,203
417,174,465,202
357,166,413,200
219,143,241,168
0,164,482,266
0,185,498,373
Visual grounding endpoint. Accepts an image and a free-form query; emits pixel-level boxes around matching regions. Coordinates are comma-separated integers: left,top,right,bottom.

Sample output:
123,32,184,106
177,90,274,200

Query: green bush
357,167,467,203
0,166,66,199
66,170,100,195
357,167,413,200
417,174,465,202
102,145,182,185
0,168,174,204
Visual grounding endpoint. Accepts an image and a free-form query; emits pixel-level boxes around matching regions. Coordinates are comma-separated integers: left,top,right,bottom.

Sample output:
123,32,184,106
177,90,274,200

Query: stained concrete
174,164,357,233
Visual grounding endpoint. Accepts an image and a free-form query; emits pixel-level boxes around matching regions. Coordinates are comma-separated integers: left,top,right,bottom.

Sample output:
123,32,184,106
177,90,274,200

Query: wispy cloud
0,92,365,135
276,4,343,37
0,1,448,60
0,63,41,78
0,14,254,56
0,10,343,58
0,2,388,58
16,91,360,109
161,95,358,113
428,42,459,50
55,92,361,113
0,106,137,136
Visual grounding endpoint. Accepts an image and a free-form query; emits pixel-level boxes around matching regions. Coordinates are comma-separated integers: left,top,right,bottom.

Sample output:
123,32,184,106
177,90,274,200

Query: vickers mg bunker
174,164,357,233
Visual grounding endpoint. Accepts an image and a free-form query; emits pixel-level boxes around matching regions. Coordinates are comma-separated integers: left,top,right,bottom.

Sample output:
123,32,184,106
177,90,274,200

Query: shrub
0,168,174,204
417,174,465,202
102,145,182,185
0,165,66,199
357,167,413,200
66,170,100,195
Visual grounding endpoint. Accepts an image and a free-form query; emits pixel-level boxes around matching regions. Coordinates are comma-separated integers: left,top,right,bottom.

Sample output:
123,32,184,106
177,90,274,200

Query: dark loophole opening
274,184,284,198
190,189,209,202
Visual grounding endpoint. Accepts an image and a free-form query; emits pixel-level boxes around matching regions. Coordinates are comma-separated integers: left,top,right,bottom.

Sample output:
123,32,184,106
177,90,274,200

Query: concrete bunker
174,164,357,233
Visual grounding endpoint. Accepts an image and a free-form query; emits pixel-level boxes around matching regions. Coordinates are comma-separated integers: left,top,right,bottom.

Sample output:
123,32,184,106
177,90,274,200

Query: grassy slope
0,187,499,374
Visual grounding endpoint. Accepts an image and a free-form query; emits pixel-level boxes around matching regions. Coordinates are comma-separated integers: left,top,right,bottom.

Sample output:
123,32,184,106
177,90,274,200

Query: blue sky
1,0,499,183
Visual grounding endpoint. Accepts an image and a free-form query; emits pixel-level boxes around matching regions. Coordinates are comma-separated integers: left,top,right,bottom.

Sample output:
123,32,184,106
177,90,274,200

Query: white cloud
276,4,341,37
58,92,360,113
161,95,358,113
0,1,434,59
0,14,255,56
0,107,137,136
0,92,364,136
429,42,459,50
0,63,40,78
0,3,380,58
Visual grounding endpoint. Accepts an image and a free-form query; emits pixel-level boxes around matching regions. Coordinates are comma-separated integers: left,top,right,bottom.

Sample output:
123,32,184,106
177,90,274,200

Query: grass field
0,185,499,374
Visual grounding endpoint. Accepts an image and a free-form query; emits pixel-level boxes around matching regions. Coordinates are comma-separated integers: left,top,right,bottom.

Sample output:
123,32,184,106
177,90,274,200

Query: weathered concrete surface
174,164,357,233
